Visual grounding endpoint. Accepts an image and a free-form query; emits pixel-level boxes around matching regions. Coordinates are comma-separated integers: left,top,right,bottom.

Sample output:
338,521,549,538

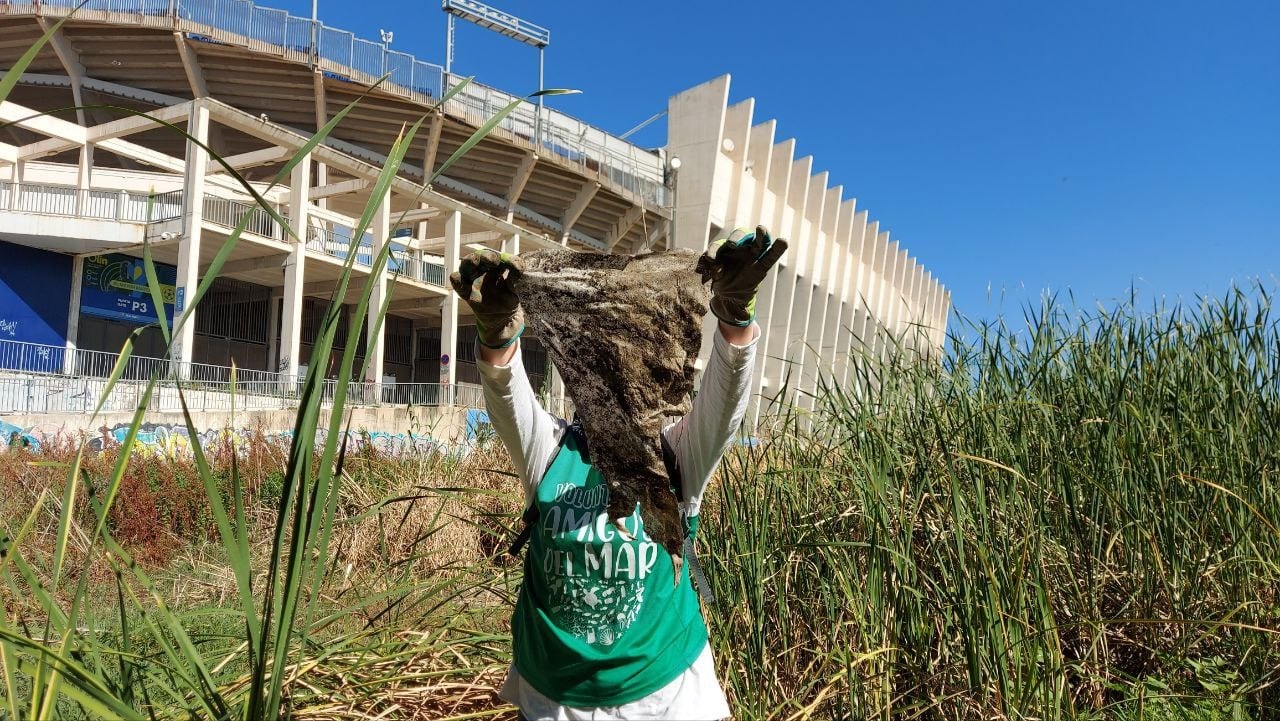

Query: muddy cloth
512,248,710,562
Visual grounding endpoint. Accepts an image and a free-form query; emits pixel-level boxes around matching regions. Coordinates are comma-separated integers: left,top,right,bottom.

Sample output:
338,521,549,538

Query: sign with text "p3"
80,253,178,326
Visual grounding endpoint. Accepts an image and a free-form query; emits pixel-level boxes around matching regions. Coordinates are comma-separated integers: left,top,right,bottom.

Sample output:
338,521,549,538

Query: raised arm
476,341,565,503
451,250,564,502
665,225,787,517
664,322,758,517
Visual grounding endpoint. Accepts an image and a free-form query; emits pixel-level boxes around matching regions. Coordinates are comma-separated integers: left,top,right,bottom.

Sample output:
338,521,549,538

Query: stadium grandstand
0,0,948,427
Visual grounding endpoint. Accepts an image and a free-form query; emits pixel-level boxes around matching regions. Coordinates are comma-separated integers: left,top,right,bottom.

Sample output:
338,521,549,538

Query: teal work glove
699,225,788,327
449,249,526,349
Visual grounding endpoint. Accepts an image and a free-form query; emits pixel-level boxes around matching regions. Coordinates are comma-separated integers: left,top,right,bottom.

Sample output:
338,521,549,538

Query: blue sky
272,0,1279,321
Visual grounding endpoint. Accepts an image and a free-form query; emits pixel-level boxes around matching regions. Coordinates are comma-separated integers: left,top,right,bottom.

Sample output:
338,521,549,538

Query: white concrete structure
667,76,949,423
0,3,947,427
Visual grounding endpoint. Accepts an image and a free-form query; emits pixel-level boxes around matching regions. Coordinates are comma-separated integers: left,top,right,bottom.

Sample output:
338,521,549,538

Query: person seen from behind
450,226,787,720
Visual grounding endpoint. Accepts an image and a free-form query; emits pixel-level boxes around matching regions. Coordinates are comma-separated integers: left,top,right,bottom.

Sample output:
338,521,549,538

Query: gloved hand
699,225,788,327
449,249,526,349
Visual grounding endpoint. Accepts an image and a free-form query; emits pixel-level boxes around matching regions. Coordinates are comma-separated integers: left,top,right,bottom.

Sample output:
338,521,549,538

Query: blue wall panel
0,240,72,371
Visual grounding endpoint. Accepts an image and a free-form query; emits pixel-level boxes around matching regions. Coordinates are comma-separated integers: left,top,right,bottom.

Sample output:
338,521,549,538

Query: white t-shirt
476,327,758,721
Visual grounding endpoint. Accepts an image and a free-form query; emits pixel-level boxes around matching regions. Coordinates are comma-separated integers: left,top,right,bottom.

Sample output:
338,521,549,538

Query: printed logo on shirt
539,482,661,646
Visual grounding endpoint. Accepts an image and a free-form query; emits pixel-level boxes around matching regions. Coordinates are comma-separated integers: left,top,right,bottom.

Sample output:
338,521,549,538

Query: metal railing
5,0,666,205
0,180,169,222
306,225,373,266
203,194,282,239
0,339,485,413
395,254,447,286
0,375,486,414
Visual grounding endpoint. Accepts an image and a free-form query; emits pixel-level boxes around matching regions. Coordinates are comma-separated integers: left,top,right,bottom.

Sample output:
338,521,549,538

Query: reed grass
2,8,1277,718
703,287,1280,719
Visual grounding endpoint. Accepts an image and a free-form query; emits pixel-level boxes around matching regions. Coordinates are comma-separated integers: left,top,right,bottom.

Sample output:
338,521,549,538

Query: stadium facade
0,0,948,423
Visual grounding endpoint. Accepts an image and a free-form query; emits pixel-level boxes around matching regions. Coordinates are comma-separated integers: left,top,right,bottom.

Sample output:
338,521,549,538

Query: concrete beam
206,98,538,242
219,253,289,275
310,177,371,200
174,33,209,98
303,276,368,297
605,204,643,251
15,102,193,160
387,296,443,313
421,112,444,182
207,146,292,175
398,206,440,224
36,18,87,127
504,150,537,217
559,180,600,242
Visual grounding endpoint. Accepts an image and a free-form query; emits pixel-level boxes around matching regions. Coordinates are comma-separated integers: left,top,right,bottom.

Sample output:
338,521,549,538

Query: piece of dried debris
514,248,710,575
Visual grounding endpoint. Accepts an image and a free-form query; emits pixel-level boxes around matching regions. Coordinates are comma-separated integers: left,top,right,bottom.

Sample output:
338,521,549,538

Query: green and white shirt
477,328,757,719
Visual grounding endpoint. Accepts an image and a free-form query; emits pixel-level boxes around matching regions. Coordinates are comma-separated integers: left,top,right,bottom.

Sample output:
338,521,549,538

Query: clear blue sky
272,0,1279,321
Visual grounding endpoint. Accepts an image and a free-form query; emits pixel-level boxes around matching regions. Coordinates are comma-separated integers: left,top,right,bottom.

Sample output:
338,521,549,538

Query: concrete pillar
174,102,210,377
549,363,566,417
409,321,421,382
747,130,787,429
280,154,310,379
502,232,521,255
75,144,92,215
837,211,869,390
365,193,391,384
266,291,281,372
440,210,461,399
11,159,25,207
666,75,731,251
63,255,84,375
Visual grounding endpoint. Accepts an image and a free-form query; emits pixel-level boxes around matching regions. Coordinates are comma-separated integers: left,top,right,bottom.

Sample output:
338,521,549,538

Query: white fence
0,340,485,413
0,181,164,222
0,374,484,414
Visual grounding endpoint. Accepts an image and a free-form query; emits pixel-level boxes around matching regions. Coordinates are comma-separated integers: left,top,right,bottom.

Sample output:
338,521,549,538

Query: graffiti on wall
1,419,42,451
1,419,456,458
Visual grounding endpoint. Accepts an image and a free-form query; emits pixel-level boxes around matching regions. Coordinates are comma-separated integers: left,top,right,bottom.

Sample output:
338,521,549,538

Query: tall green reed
0,9,562,715
705,285,1280,720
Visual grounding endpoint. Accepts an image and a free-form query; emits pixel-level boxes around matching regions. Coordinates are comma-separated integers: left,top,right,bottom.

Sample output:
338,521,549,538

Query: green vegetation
703,288,1279,719
2,10,1277,720
5,287,1277,719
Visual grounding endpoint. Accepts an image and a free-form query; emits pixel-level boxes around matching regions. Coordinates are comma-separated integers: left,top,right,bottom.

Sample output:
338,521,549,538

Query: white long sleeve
478,328,757,514
476,344,567,504
663,325,758,518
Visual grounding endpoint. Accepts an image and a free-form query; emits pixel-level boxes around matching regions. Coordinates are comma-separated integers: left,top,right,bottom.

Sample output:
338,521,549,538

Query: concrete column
174,102,210,377
266,291,281,371
549,363,566,417
838,211,869,390
759,150,808,415
63,255,84,375
817,198,854,397
440,210,461,398
280,154,310,379
409,321,421,382
12,159,25,207
75,144,93,215
502,232,521,255
666,75,731,251
365,193,390,384
746,129,785,429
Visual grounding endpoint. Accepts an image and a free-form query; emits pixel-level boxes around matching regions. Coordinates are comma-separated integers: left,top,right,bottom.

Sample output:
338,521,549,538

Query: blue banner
80,253,178,326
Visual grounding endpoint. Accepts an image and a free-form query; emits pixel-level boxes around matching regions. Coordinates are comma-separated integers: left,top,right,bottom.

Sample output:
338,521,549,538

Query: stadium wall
0,240,72,362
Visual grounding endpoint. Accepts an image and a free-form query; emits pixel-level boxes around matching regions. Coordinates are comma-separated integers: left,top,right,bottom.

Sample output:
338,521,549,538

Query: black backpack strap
507,502,539,557
661,433,716,604
508,419,587,558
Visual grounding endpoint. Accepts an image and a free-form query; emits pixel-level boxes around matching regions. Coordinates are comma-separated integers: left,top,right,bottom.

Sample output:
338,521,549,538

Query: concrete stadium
0,0,949,436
